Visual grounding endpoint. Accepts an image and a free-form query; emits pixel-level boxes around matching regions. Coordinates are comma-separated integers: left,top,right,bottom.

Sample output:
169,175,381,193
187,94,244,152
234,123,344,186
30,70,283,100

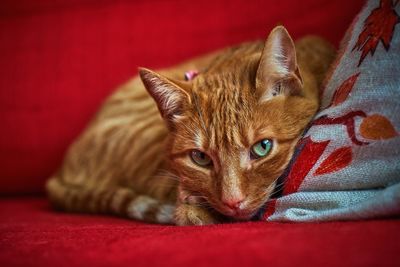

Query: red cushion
0,0,365,193
0,197,399,267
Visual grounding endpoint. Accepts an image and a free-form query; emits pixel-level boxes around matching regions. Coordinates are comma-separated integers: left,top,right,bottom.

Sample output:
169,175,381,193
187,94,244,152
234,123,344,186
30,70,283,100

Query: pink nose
222,198,244,210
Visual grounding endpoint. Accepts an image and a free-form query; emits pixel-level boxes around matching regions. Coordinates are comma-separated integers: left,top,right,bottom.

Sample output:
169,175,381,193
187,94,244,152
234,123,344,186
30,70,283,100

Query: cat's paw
174,204,218,226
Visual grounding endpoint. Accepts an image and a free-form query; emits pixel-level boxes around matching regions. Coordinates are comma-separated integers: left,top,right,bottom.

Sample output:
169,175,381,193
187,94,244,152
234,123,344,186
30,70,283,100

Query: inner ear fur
139,67,191,125
256,26,304,101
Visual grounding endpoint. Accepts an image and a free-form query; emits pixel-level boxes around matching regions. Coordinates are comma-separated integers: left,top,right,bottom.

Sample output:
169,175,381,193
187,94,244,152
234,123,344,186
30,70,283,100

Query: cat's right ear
139,68,190,127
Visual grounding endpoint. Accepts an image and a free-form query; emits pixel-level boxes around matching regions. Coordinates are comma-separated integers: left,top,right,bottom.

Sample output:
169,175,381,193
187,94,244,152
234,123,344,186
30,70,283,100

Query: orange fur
46,26,335,225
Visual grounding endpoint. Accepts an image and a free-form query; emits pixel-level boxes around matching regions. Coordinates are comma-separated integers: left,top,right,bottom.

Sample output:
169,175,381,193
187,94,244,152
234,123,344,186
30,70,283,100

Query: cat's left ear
139,68,190,128
256,26,303,101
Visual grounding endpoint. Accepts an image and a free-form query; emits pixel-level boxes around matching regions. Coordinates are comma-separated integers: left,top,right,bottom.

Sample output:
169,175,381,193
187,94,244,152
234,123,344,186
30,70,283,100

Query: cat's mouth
232,211,256,220
218,206,258,220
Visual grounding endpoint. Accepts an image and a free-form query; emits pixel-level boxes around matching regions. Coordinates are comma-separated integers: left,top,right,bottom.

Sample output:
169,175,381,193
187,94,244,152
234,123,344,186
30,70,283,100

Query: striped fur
46,26,335,225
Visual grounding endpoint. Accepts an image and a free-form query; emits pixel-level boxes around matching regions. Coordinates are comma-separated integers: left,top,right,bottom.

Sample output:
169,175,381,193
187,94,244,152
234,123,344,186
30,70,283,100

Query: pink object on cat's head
184,70,199,81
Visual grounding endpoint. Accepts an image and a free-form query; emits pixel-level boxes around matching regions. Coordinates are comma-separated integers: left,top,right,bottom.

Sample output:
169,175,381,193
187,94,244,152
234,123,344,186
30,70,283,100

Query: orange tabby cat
46,26,335,225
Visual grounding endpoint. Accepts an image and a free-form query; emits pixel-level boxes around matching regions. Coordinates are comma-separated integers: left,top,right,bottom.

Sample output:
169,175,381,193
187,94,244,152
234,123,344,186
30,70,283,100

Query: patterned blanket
263,0,400,221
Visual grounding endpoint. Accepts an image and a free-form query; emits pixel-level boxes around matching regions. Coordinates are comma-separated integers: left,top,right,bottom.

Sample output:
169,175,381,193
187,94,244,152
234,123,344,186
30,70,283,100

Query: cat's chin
232,213,254,221
220,209,257,221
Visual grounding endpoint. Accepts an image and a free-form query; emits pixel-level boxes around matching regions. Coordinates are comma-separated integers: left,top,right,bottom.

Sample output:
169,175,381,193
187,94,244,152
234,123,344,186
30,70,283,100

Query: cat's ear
256,26,303,101
139,67,190,126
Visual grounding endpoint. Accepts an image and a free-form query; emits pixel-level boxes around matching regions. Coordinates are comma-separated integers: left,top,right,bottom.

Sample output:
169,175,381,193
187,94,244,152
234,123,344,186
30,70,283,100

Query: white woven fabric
266,0,400,222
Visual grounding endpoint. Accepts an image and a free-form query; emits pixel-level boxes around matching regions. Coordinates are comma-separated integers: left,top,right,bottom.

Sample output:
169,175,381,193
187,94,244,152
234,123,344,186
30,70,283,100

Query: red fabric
0,197,398,267
2,3,399,266
0,0,365,194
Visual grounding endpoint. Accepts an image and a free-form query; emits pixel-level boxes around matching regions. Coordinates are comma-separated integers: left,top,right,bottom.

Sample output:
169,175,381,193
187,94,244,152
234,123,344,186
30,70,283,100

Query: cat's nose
222,198,244,210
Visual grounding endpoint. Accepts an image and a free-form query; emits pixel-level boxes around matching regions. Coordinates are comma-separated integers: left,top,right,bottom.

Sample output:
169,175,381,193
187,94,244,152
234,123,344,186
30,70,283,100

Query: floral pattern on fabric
263,0,400,222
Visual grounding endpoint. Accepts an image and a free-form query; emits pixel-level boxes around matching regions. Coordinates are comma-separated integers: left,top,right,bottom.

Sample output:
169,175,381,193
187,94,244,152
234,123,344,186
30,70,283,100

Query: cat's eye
251,139,273,159
190,150,212,167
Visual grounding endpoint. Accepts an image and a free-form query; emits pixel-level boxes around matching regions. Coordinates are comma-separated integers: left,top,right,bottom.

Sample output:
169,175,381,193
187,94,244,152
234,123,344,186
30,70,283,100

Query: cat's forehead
193,65,255,91
189,74,256,150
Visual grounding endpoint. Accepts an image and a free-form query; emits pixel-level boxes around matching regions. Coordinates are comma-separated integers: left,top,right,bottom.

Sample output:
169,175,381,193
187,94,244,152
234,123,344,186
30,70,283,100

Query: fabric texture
0,0,365,194
1,2,399,267
263,0,400,222
0,197,399,267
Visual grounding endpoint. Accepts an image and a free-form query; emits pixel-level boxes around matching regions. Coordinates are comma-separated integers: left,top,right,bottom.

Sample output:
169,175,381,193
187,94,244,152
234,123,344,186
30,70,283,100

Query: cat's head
139,26,318,220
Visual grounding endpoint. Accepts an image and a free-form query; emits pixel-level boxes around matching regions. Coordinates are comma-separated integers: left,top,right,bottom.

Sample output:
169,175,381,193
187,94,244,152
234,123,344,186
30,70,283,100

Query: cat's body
47,27,335,225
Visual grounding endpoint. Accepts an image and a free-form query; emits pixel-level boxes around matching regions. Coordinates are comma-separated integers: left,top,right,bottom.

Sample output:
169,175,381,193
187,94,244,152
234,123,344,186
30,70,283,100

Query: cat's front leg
174,203,220,226
174,187,222,226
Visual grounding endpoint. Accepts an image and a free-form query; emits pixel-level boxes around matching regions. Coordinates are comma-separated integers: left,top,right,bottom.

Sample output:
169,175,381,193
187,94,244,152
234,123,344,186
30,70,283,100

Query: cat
46,26,335,225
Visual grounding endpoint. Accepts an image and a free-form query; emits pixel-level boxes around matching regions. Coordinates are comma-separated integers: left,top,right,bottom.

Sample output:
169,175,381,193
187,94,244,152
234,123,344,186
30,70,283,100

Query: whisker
153,169,181,182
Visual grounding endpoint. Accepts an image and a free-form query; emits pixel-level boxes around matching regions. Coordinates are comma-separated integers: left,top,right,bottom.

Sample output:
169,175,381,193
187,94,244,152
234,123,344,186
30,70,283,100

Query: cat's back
295,36,336,88
204,36,334,88
54,76,167,190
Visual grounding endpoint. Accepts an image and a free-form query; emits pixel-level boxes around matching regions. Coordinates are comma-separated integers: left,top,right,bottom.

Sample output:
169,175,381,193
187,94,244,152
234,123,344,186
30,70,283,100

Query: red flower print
353,0,400,66
314,146,352,176
329,73,360,107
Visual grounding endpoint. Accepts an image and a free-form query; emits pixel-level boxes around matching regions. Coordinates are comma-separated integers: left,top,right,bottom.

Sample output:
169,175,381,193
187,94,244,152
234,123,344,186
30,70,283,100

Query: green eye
251,139,273,158
190,150,212,166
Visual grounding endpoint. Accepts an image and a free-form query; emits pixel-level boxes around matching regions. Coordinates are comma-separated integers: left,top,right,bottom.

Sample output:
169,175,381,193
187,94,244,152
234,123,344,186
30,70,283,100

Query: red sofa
1,1,399,266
